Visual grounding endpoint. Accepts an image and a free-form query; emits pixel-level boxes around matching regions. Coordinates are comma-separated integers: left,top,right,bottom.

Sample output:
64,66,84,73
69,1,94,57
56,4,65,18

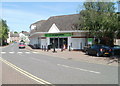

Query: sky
1,2,119,33
1,2,83,32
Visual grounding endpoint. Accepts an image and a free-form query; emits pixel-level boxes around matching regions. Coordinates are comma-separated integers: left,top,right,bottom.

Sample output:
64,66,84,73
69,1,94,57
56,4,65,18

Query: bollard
69,45,71,51
47,45,49,52
42,45,43,50
52,39,57,53
61,46,63,52
53,45,56,53
44,45,46,51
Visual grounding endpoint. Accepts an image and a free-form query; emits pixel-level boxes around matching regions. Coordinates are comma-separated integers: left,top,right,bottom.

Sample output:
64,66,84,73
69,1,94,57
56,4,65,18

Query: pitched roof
30,14,80,33
30,20,46,34
21,31,30,36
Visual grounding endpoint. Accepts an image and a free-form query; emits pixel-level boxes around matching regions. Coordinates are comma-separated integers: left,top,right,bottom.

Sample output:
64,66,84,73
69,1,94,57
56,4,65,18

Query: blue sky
1,2,83,32
1,2,119,32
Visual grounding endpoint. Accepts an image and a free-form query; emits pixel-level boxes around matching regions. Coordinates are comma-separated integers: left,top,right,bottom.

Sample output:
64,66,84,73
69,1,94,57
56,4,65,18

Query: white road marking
9,52,15,54
0,57,52,85
17,52,23,54
1,52,6,54
57,64,101,74
33,52,38,54
25,52,30,54
31,58,48,63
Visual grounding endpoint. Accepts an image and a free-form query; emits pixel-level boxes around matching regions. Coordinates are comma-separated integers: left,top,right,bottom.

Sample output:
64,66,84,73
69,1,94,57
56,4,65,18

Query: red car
19,42,25,49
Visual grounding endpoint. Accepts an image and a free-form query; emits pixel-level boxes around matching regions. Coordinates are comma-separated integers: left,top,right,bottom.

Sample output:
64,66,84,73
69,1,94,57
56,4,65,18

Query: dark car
112,45,120,56
86,44,112,57
19,42,25,49
83,45,91,52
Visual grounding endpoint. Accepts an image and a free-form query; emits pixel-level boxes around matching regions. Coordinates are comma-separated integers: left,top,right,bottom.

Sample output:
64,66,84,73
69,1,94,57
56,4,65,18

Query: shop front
44,33,72,49
29,30,89,50
29,14,91,50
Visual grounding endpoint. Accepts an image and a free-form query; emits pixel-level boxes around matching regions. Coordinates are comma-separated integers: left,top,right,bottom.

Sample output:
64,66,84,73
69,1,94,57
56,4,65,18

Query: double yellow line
0,58,54,86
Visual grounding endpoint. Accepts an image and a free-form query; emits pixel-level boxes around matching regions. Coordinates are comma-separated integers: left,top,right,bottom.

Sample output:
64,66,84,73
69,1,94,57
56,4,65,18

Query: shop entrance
50,38,68,48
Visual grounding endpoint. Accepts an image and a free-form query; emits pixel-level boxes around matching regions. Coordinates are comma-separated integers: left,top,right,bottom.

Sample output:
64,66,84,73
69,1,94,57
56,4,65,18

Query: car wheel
96,53,100,57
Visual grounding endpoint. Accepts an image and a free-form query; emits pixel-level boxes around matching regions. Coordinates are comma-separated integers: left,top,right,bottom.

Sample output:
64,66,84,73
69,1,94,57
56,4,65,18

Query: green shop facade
29,30,92,50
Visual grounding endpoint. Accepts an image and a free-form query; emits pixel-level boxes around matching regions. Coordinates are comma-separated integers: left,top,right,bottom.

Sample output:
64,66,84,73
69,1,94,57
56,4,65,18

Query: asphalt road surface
0,43,118,84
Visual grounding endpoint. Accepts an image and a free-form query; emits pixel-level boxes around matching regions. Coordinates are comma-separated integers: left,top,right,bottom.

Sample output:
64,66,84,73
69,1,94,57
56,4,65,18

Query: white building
29,14,92,50
7,32,19,43
19,31,30,45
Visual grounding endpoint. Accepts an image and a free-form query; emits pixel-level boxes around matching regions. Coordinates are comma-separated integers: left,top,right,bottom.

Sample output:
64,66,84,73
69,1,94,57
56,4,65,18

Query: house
19,31,30,45
29,14,91,50
7,32,19,43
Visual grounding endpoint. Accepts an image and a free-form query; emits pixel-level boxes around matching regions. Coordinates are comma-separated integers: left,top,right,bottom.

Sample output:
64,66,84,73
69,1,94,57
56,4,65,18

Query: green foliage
0,19,9,45
79,2,119,46
14,31,18,33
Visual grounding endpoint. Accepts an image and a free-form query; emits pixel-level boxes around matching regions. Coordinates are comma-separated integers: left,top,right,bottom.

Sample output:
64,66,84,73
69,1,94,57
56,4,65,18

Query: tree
14,31,18,33
0,19,9,46
79,2,119,46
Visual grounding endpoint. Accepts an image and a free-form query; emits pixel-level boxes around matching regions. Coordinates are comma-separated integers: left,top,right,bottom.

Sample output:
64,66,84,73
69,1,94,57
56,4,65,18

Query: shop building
29,14,90,50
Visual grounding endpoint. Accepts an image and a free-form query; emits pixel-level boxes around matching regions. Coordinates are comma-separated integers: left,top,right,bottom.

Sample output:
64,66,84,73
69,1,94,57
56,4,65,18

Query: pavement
25,46,119,66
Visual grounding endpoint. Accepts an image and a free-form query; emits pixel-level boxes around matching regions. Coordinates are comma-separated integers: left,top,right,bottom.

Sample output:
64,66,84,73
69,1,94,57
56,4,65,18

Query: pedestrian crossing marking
33,52,38,54
25,52,30,54
1,52,6,54
9,52,15,54
17,52,23,54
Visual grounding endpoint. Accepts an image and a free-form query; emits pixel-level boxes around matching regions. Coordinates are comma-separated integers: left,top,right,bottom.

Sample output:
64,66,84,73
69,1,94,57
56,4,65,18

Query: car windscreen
95,45,102,48
114,46,120,49
102,45,110,49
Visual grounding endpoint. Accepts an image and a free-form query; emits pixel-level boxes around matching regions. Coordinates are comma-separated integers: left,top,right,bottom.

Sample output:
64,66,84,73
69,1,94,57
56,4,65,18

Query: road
0,43,118,84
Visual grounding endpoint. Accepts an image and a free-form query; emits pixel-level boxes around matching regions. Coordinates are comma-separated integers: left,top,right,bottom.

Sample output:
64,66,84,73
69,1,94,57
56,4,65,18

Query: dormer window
31,25,36,30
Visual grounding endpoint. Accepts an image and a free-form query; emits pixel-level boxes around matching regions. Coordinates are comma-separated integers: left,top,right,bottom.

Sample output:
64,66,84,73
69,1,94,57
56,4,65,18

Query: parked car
111,45,120,56
19,42,25,49
85,44,112,57
83,44,91,52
